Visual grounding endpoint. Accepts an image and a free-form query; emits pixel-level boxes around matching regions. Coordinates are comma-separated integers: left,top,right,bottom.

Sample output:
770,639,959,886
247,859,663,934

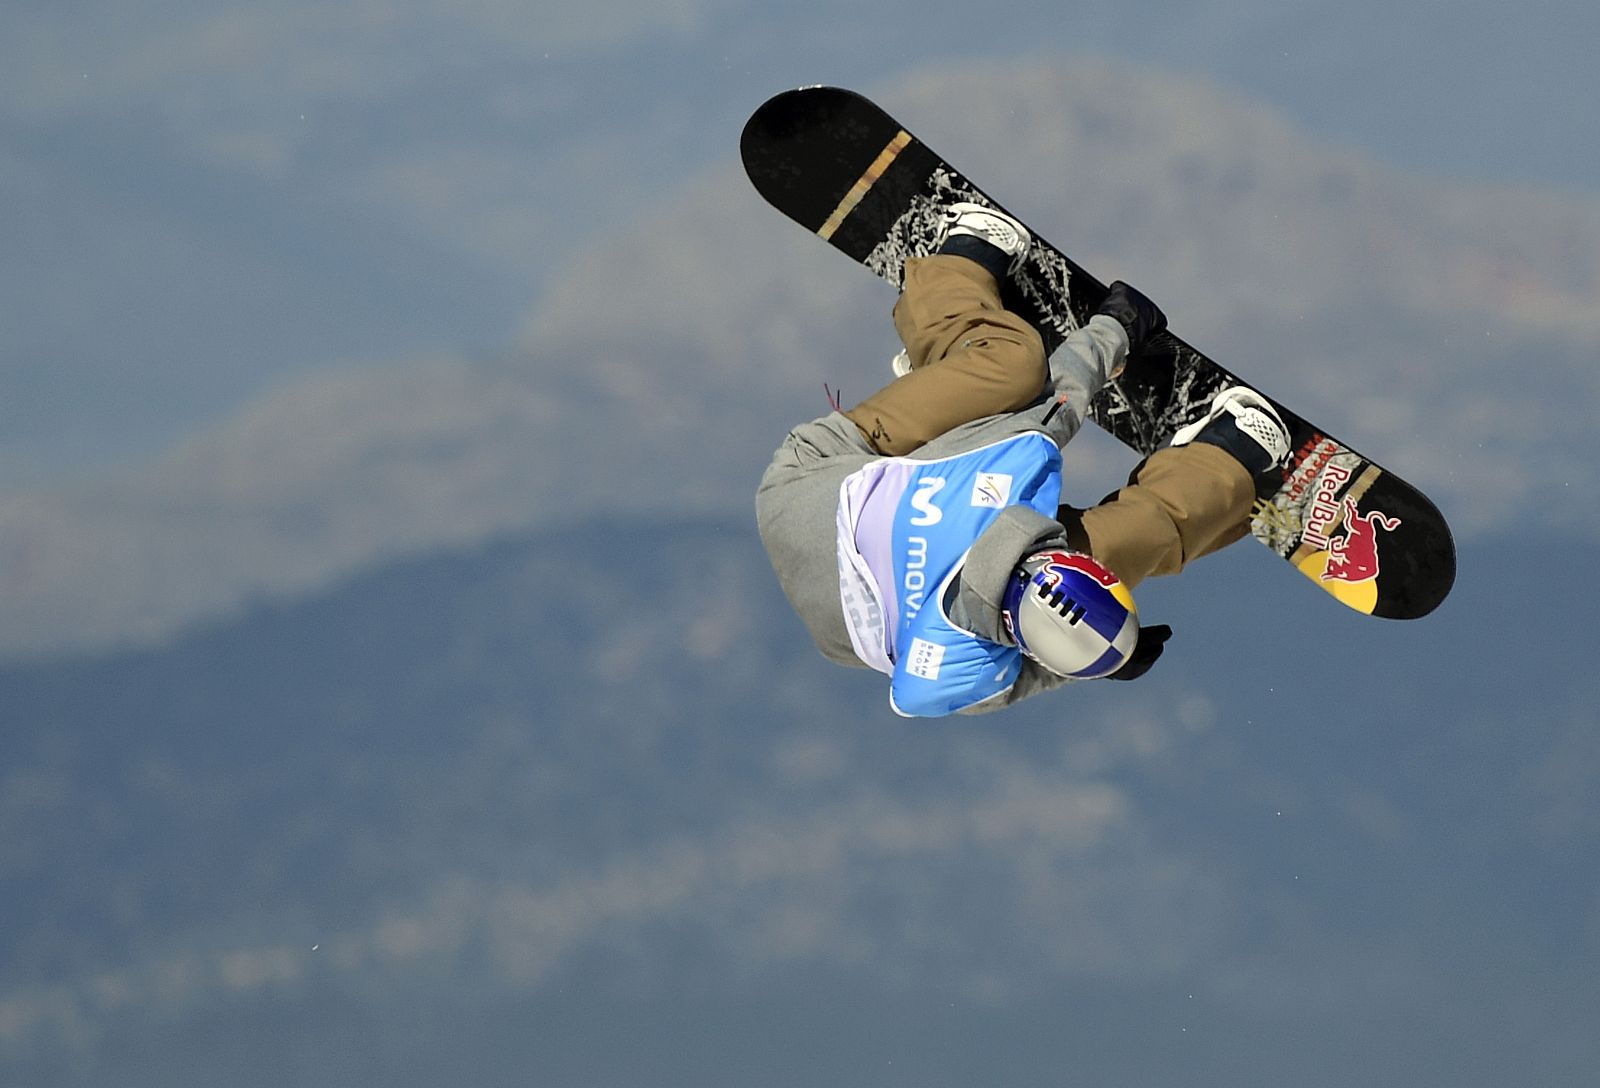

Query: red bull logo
1300,462,1353,550
1321,496,1401,585
1054,552,1120,588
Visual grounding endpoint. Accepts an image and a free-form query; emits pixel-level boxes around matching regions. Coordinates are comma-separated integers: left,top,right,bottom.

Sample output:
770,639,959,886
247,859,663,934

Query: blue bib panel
878,433,1062,717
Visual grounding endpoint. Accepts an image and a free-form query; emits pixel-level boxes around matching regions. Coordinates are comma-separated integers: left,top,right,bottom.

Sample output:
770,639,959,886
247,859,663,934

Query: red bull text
1300,462,1353,550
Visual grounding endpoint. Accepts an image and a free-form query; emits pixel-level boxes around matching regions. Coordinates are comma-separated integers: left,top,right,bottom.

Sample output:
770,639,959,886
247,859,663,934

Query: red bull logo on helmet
1036,551,1120,591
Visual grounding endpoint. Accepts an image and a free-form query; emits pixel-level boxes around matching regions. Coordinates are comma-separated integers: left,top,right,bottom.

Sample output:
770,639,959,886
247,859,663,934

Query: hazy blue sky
3,0,1597,483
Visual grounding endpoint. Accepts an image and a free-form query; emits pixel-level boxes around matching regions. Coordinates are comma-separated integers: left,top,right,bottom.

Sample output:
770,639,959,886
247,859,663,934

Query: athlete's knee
964,325,1047,402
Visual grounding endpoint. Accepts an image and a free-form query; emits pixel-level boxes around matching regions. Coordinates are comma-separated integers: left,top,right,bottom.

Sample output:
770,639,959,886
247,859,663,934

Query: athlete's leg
1059,443,1255,588
844,254,1046,456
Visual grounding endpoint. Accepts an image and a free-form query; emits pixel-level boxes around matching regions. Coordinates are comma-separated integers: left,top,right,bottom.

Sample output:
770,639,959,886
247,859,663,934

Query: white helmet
1001,550,1140,679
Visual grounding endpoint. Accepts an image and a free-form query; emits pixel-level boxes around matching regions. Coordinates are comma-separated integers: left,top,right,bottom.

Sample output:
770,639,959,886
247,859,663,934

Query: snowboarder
755,203,1291,716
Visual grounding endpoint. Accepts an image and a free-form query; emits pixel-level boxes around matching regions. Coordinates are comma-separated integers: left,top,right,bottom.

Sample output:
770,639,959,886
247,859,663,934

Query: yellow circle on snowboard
1296,551,1379,614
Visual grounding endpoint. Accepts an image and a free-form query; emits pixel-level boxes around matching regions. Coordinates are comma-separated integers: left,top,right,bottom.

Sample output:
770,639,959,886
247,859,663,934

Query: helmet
1001,550,1139,679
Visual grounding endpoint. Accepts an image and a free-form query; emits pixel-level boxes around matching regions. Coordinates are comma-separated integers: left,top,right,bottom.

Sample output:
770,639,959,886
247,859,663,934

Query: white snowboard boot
936,201,1031,277
1170,386,1291,487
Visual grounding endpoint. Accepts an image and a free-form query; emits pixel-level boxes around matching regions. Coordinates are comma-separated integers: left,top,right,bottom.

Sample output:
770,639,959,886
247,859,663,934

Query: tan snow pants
843,254,1254,587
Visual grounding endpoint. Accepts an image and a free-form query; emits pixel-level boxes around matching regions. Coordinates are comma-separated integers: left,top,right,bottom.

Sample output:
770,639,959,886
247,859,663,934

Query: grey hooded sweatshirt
754,314,1129,713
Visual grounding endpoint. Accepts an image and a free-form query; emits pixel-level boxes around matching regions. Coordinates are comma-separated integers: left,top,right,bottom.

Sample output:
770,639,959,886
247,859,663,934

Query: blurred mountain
2,57,1598,658
1,514,1596,1086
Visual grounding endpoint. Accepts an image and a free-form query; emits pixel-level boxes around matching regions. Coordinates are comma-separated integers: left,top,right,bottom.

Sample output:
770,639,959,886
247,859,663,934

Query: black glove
1094,281,1167,353
1106,623,1172,681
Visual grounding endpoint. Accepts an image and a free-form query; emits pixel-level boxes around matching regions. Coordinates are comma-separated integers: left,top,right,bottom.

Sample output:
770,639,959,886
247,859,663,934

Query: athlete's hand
1095,282,1167,354
1106,623,1172,681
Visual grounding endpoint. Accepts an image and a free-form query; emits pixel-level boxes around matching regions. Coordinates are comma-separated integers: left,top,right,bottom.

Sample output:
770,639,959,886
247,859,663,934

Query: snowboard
741,86,1455,619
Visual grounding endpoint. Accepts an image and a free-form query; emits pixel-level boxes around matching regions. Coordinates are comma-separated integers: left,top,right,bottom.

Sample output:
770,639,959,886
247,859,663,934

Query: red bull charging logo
1320,496,1401,585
